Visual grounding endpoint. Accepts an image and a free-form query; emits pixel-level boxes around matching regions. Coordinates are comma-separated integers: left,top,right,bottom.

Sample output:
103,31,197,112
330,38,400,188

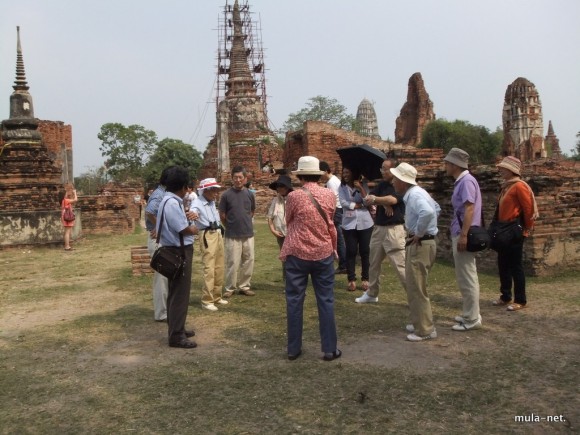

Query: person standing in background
266,174,293,283
219,166,256,298
320,161,347,274
59,187,77,251
145,166,174,322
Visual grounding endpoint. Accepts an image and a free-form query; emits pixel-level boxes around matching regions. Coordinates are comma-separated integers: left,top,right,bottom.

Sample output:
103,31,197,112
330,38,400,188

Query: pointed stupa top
2,26,40,140
225,0,257,98
13,26,30,92
547,120,555,136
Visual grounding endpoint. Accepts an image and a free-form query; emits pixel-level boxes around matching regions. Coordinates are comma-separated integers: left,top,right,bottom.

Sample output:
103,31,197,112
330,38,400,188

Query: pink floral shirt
280,182,337,261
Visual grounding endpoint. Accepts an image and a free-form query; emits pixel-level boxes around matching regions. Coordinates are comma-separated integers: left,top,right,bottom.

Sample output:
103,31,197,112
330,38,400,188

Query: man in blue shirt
444,148,483,331
145,167,174,322
391,163,441,342
156,167,200,349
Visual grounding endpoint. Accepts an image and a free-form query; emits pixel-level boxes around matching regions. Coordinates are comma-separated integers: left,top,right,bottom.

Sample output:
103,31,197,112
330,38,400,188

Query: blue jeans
285,255,337,355
334,208,347,270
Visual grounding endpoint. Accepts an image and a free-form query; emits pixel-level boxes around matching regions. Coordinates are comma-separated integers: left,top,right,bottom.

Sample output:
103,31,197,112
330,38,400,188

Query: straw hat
389,162,418,185
291,156,324,175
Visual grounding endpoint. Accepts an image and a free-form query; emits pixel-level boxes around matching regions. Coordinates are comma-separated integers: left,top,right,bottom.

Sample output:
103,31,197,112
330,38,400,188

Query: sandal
361,281,369,291
507,303,526,311
347,281,356,292
492,298,511,306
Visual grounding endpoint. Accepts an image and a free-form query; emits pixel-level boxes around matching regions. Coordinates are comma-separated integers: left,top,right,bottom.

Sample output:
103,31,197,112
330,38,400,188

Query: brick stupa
0,27,66,247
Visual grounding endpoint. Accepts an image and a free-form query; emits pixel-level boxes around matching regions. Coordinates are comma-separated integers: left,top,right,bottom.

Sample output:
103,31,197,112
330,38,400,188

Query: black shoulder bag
487,206,523,252
457,209,490,252
150,199,186,280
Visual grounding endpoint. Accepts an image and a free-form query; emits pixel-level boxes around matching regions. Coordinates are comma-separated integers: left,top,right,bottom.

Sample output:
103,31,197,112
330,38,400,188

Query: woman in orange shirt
492,157,539,311
59,188,78,251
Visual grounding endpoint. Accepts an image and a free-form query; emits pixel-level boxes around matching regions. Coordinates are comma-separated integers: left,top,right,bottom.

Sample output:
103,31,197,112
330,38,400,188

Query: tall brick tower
502,77,547,161
0,27,67,247
199,0,281,180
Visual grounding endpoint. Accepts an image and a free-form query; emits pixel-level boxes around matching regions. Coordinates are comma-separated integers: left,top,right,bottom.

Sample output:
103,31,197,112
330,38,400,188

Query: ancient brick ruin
502,77,547,161
544,120,562,159
0,27,67,247
394,72,436,146
198,0,281,182
356,98,381,139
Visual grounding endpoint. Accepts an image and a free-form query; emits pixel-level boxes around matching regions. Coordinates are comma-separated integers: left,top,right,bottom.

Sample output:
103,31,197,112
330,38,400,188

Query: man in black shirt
355,159,407,303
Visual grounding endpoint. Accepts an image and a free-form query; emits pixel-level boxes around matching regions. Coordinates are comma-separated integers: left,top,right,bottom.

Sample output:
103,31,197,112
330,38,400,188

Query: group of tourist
138,149,538,358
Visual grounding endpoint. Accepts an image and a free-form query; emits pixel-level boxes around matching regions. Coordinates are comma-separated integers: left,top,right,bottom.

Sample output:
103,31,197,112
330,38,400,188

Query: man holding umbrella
357,158,407,303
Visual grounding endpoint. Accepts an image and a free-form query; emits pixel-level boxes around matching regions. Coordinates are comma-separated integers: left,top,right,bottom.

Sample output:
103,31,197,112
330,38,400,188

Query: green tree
98,123,158,181
283,95,356,132
572,131,580,161
420,119,502,164
74,166,107,195
143,138,203,188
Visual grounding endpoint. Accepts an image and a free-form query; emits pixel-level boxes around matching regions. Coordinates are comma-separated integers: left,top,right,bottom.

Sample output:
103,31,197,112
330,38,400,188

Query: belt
406,234,435,246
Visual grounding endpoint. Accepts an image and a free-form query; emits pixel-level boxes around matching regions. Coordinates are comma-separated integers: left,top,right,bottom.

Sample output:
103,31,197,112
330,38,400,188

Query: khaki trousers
224,236,255,292
200,230,225,304
452,236,481,323
405,240,436,336
367,225,407,298
147,235,168,321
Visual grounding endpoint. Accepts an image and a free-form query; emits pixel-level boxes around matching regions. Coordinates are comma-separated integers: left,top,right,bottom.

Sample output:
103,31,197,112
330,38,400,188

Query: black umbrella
336,144,387,180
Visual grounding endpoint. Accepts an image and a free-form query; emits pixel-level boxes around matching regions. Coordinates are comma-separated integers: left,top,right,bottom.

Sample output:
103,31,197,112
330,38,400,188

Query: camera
209,221,220,230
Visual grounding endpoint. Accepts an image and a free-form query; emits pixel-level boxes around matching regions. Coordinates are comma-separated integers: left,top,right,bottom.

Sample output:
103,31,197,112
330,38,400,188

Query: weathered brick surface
76,182,142,235
131,245,153,276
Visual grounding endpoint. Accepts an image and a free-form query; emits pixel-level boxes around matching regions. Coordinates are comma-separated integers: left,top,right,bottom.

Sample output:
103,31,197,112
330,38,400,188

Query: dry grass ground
0,219,578,434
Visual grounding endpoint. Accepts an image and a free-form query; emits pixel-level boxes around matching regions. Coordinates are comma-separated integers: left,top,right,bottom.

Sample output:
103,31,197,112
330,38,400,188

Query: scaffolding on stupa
216,0,269,126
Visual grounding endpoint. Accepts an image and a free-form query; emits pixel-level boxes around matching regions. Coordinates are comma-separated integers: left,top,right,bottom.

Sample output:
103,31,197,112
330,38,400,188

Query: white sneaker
202,303,218,312
405,324,415,333
454,315,465,323
216,299,229,305
355,292,378,304
452,319,482,331
406,330,437,342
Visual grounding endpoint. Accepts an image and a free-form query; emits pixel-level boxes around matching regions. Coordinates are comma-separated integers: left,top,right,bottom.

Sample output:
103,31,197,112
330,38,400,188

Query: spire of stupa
13,26,30,92
225,0,257,98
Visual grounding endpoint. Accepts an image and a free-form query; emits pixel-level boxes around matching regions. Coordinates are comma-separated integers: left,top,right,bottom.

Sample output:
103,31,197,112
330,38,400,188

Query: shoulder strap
302,187,330,226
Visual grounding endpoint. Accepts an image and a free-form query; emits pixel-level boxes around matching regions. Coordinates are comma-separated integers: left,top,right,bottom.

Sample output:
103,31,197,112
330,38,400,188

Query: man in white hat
390,162,441,342
444,148,483,331
191,178,229,311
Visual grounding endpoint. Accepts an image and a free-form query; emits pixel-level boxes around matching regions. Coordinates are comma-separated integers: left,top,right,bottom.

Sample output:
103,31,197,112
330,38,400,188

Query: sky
1,0,579,176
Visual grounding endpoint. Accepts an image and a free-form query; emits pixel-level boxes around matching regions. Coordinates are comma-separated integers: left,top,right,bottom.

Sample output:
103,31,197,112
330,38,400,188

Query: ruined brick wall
37,120,73,183
76,182,142,235
283,121,410,174
422,159,580,277
198,133,283,182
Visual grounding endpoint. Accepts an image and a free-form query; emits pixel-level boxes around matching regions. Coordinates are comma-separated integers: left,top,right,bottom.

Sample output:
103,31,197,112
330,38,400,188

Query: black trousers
497,239,526,304
343,227,373,282
167,244,194,344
